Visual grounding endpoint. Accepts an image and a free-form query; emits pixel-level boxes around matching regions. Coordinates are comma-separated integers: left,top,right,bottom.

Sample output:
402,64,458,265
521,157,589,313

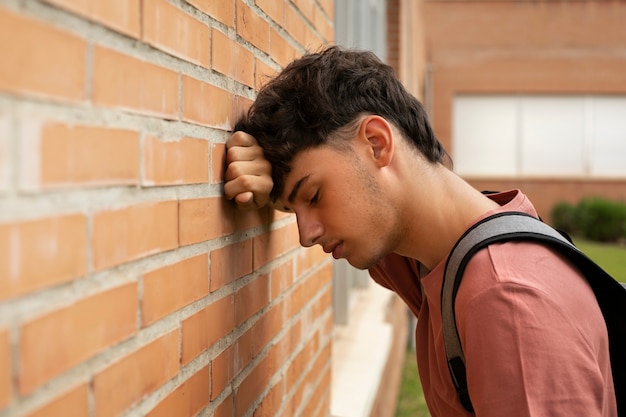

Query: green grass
394,349,430,417
395,239,626,416
572,237,626,283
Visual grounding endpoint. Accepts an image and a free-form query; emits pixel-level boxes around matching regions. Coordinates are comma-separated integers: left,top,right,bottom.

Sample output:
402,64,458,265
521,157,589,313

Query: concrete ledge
331,284,394,417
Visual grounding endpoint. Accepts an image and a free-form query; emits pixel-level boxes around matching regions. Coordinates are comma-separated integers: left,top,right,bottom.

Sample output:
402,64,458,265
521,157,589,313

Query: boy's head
235,46,449,202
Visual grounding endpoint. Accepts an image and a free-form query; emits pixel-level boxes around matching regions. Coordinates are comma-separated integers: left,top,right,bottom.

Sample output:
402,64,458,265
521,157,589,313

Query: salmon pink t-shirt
369,190,617,417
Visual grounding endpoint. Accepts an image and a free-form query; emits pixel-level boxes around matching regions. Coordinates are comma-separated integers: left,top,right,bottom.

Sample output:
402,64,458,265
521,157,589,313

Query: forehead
280,145,352,201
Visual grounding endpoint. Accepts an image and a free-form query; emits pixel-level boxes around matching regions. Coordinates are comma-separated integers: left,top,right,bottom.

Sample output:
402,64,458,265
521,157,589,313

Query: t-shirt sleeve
457,264,614,416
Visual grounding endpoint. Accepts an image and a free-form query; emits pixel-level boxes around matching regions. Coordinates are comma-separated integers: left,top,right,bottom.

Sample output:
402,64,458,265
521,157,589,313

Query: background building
423,0,626,218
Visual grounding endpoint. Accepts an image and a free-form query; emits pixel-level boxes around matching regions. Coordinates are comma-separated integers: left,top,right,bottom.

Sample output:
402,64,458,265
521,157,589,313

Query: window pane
591,97,626,177
520,96,585,176
452,96,518,176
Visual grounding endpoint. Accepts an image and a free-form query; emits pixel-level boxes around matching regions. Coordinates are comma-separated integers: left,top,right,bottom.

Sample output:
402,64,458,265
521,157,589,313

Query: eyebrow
287,174,311,204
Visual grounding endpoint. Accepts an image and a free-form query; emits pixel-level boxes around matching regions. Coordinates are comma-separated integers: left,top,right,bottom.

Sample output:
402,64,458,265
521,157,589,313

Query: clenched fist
224,131,274,210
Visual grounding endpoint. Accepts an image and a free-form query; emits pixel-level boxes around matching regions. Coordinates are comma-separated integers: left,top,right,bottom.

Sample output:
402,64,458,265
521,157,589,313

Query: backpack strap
442,211,626,414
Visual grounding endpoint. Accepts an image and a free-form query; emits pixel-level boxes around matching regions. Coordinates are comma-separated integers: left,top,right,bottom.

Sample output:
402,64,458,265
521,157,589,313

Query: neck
393,163,500,270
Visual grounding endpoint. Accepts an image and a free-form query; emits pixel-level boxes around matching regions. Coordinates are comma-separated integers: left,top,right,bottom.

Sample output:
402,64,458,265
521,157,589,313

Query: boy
224,46,616,417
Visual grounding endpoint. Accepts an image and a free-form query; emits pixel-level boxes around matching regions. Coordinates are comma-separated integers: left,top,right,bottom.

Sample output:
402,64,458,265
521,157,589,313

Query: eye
309,191,320,206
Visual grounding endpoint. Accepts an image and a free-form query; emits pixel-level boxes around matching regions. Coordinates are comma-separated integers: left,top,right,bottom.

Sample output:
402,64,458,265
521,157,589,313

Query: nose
296,212,323,247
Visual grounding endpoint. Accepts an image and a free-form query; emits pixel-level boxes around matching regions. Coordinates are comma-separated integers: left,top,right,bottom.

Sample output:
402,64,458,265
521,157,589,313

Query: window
452,95,626,178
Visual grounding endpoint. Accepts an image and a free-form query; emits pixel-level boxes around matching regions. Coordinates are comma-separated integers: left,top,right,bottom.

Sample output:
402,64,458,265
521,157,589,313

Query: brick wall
0,1,334,416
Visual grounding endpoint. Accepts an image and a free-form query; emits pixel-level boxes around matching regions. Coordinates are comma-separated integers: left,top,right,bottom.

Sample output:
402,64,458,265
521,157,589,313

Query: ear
357,115,394,168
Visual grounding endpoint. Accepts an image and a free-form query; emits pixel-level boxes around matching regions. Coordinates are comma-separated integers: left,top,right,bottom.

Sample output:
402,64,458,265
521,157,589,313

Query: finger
226,143,266,164
234,192,254,206
223,174,273,204
226,131,258,149
224,159,272,182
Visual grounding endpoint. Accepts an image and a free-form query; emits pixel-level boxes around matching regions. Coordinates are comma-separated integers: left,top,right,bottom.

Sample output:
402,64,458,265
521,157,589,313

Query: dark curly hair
234,46,450,201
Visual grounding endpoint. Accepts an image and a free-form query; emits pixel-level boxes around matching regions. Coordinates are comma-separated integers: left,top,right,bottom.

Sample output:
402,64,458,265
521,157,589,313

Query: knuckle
224,162,244,181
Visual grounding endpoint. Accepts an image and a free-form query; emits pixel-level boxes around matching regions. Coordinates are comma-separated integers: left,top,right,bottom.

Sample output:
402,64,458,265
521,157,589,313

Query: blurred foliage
551,197,626,243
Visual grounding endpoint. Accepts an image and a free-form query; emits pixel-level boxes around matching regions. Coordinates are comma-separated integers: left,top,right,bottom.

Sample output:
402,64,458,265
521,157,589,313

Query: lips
324,242,343,259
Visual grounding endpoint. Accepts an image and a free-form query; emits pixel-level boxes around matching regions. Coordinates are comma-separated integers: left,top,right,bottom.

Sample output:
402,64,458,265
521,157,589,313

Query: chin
346,253,384,271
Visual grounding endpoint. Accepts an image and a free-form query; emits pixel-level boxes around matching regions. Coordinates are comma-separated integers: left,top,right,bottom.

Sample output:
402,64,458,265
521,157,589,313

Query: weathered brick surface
0,1,333,416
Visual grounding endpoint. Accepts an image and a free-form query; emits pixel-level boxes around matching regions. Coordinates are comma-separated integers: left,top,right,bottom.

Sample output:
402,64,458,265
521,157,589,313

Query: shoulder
455,240,601,329
461,240,584,290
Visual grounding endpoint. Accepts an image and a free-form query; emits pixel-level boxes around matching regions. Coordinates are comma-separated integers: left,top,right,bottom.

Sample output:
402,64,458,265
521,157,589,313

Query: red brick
256,0,284,24
211,344,234,400
235,333,289,417
269,28,298,69
318,0,334,20
40,123,140,188
209,240,253,292
234,359,271,417
234,95,254,121
236,0,270,53
92,46,179,118
146,366,210,417
178,198,234,246
253,222,300,269
143,136,209,186
270,260,293,300
182,76,234,129
19,284,137,395
313,5,334,43
254,59,278,90
234,328,254,376
301,365,329,417
142,254,209,326
214,394,234,417
0,329,10,409
286,342,320,411
181,295,234,365
291,0,314,21
287,279,306,320
252,379,284,417
233,203,270,233
187,0,235,27
286,337,313,389
0,8,86,101
303,263,332,297
42,0,141,38
313,286,332,318
25,384,89,417
92,201,178,270
251,301,285,356
0,214,87,300
235,274,269,325
211,29,255,87
284,5,308,47
93,331,179,417
211,142,226,184
296,245,328,277
143,0,210,67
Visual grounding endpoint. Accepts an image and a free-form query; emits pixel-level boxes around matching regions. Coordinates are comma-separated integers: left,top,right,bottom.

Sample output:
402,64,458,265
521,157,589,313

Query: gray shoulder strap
442,213,573,363
441,212,575,412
